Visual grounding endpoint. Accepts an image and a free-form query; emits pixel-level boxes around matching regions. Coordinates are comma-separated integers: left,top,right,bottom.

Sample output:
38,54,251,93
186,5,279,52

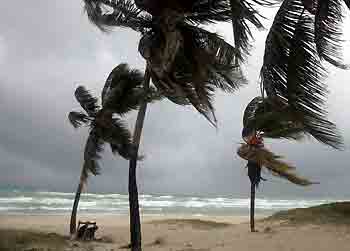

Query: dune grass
266,202,350,225
0,229,69,251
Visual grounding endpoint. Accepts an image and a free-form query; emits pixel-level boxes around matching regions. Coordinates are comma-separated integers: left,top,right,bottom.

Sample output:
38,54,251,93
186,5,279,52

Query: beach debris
76,221,99,241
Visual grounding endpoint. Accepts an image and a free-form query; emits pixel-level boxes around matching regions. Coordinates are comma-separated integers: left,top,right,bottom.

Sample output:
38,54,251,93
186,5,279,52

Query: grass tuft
266,202,350,225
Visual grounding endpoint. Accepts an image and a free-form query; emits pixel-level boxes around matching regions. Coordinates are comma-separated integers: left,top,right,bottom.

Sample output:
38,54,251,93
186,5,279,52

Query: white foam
0,191,345,215
0,197,33,203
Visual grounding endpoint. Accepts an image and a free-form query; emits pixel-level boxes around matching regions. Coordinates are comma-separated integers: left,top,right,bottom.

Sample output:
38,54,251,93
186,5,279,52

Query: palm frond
81,130,104,183
229,0,267,62
237,144,314,186
260,0,343,149
242,97,305,140
315,0,349,69
302,0,317,14
102,63,143,107
267,166,315,186
97,117,134,159
185,0,232,24
148,23,247,126
243,96,263,128
102,64,165,114
238,143,296,171
68,111,91,129
82,0,152,32
344,0,350,10
74,86,99,116
185,25,248,90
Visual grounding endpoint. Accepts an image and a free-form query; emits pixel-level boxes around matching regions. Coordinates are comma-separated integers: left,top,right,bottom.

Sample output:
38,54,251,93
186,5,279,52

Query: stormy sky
1,1,350,199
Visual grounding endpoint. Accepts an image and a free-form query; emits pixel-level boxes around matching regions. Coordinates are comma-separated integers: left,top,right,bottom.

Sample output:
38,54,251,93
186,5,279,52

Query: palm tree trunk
70,179,83,236
129,68,150,251
250,182,256,232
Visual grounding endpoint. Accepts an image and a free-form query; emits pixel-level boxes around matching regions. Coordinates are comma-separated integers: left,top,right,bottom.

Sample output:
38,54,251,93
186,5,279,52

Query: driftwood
76,221,99,241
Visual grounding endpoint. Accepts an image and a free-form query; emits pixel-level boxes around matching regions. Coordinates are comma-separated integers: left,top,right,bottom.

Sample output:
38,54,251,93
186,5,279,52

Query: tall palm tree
81,1,246,250
68,63,159,236
238,96,315,232
234,0,349,232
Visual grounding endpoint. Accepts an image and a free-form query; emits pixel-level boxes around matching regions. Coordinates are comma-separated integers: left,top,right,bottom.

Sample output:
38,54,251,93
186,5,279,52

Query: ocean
0,190,343,216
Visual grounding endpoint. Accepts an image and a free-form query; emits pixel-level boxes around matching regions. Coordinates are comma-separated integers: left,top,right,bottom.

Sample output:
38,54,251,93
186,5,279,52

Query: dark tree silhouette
81,1,247,250
238,96,316,232
68,64,160,236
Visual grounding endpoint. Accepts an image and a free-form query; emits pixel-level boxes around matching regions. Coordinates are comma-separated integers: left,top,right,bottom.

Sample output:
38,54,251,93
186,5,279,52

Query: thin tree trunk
129,68,150,251
70,179,83,236
250,182,256,232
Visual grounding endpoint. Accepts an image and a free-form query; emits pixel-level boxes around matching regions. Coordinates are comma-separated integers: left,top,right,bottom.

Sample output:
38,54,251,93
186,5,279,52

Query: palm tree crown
82,0,249,126
237,96,315,186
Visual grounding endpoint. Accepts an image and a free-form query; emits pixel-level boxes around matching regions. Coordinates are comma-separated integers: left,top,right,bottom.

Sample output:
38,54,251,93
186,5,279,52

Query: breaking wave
0,190,344,215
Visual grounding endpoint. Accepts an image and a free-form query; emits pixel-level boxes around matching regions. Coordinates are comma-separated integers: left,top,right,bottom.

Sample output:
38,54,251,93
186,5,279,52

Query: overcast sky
1,1,350,199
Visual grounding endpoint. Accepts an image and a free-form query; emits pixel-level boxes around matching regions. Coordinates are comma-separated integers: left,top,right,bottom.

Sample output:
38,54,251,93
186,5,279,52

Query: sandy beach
1,213,350,251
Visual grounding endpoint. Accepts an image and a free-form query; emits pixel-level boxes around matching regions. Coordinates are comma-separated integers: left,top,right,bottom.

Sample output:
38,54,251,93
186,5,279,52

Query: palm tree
68,63,159,236
238,96,316,232
81,1,246,250
234,0,349,232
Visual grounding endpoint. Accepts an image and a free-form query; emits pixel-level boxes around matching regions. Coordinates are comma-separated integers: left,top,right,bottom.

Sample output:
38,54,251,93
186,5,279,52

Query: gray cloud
1,1,350,199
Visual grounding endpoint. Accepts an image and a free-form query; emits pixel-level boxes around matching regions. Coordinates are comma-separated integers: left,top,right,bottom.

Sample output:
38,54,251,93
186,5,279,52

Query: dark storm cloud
1,1,350,198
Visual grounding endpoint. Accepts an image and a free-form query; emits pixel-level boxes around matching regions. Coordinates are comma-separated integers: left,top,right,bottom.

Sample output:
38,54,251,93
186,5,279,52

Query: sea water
0,189,343,216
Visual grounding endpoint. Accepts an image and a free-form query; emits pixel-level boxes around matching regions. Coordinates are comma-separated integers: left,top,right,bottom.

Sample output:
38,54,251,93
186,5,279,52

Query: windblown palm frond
344,0,350,9
242,97,305,140
102,63,164,115
99,117,134,159
102,64,143,104
75,86,99,116
68,111,90,129
260,0,343,149
229,0,273,62
237,144,314,185
81,130,104,183
82,0,152,32
102,63,143,114
185,0,232,24
315,0,348,69
145,23,246,126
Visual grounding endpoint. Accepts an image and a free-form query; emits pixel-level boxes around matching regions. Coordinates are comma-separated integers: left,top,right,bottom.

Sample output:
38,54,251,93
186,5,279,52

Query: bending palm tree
238,96,316,232
82,1,246,250
68,63,159,236
235,0,349,232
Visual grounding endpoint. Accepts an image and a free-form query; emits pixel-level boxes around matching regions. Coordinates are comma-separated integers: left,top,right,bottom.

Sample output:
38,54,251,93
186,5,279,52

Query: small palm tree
238,96,315,232
82,1,246,250
68,63,159,236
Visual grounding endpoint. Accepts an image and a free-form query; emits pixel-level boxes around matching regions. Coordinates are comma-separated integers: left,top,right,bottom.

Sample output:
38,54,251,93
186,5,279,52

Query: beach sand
0,214,349,250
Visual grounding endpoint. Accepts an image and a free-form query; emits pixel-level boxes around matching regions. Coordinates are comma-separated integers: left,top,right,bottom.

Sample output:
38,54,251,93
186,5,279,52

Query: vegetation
73,0,349,245
235,0,350,232
238,96,316,231
68,63,160,236
267,202,350,225
0,230,68,251
81,1,247,250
